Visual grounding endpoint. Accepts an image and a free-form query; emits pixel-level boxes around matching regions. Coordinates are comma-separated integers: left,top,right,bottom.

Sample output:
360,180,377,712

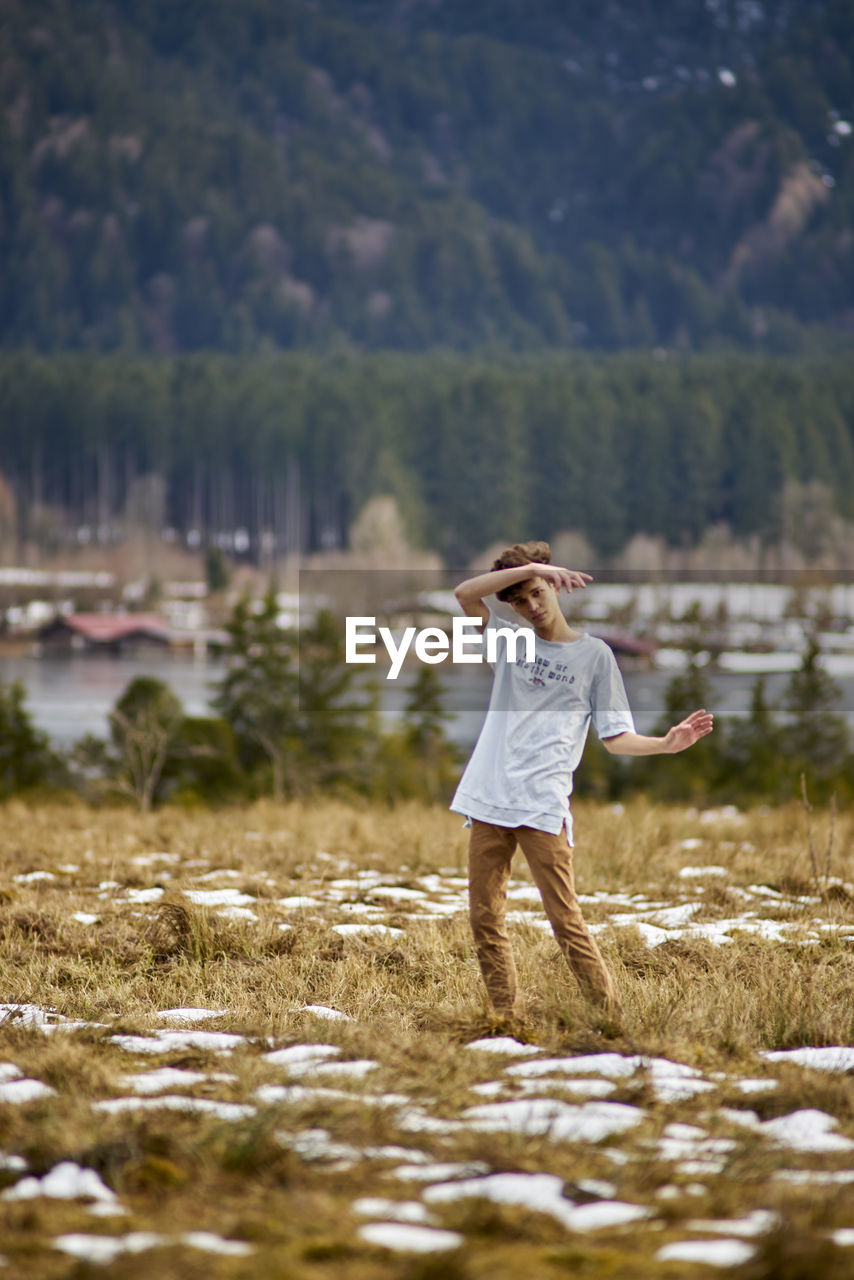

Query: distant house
37,613,172,654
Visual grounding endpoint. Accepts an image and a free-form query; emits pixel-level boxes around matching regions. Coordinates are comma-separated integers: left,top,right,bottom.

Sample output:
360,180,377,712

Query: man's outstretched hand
663,709,715,754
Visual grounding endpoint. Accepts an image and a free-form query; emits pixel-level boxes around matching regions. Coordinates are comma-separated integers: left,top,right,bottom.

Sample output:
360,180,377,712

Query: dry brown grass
1,796,853,1277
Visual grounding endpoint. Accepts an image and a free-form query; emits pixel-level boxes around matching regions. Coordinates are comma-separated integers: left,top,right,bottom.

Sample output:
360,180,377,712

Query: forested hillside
1,0,853,353
2,352,853,559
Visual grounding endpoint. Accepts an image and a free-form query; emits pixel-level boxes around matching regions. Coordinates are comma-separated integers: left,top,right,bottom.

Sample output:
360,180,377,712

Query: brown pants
468,819,617,1014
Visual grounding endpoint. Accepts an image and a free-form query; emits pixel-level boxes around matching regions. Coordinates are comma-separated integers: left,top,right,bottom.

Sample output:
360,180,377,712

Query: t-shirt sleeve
590,645,635,739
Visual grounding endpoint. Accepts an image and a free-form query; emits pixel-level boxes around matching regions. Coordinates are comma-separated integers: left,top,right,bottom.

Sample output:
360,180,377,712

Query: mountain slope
1,0,852,352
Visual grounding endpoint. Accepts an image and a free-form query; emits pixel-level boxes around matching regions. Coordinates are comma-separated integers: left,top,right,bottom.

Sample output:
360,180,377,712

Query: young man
451,541,713,1019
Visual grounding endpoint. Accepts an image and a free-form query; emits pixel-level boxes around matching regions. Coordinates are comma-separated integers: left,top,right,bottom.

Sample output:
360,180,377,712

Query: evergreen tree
296,608,380,792
783,637,851,797
214,590,299,799
721,677,785,802
205,546,230,593
0,679,59,796
642,658,721,801
403,665,459,801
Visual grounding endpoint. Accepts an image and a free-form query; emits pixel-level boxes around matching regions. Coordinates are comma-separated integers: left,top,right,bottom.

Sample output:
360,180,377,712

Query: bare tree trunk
286,458,301,556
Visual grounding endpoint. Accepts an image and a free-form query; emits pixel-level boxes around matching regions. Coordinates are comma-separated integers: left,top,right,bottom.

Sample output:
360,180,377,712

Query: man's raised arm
454,563,592,624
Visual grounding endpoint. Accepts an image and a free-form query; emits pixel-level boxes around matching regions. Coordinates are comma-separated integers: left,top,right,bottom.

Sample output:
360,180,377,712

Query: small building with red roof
37,613,172,654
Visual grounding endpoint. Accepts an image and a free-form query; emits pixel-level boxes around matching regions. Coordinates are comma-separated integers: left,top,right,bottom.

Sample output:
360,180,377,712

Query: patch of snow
109,1029,244,1054
53,1232,162,1263
278,1128,362,1163
353,1198,432,1223
424,1172,649,1233
87,1201,128,1217
179,1232,253,1256
309,1059,378,1079
645,1059,716,1103
761,1046,854,1073
508,1052,640,1080
505,1051,710,1100
296,1005,352,1021
115,1067,209,1094
330,923,403,937
0,1004,66,1028
761,1109,854,1153
653,1123,735,1174
183,889,255,908
657,1238,754,1265
732,1078,778,1094
357,1223,463,1252
726,1106,854,1153
53,1231,252,1262
4,1161,117,1203
0,1079,56,1104
219,905,258,921
460,1097,645,1142
93,1096,254,1121
593,919,671,947
465,1037,541,1056
513,1077,617,1099
0,1153,27,1171
156,1007,228,1023
264,1043,341,1067
124,888,164,904
699,806,743,823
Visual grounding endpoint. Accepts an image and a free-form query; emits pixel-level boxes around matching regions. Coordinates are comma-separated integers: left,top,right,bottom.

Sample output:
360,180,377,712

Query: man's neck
533,614,582,643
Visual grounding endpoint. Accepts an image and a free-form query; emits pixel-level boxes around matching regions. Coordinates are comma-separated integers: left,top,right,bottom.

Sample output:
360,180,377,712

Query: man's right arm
454,563,592,624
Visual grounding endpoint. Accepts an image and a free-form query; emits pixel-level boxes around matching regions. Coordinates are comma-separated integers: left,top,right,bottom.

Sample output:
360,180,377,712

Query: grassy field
1,796,854,1278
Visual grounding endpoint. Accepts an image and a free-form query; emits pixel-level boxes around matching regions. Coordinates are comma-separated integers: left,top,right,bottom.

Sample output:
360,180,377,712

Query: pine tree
783,637,850,795
214,590,299,799
296,608,379,792
403,665,458,801
0,680,58,797
722,677,784,801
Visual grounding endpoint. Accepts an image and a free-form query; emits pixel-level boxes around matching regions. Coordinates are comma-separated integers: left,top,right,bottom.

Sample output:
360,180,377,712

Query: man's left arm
602,709,714,756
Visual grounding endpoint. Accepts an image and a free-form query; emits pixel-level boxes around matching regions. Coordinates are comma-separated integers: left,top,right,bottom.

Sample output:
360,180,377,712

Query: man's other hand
663,709,715,753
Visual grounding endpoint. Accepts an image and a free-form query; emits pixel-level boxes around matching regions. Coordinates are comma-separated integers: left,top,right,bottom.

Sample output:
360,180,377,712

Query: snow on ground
4,990,854,1259
4,842,854,1262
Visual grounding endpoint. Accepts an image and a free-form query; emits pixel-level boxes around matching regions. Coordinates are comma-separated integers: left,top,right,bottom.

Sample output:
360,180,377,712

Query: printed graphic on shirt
514,654,578,689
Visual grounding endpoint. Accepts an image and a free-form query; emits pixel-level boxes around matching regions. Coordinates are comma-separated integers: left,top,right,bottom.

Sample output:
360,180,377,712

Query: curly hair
491,540,551,602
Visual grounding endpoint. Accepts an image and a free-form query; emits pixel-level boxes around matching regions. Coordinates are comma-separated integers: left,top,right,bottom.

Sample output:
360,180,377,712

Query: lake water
3,649,854,751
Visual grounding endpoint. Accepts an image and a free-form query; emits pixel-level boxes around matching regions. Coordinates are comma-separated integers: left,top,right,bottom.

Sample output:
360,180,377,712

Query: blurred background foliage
2,350,854,560
5,607,853,809
0,0,852,355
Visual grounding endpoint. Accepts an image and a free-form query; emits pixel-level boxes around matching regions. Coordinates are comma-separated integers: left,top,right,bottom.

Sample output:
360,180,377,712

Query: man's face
506,576,560,631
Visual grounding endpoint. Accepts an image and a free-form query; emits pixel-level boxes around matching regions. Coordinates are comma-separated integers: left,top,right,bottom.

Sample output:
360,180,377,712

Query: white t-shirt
450,607,635,842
